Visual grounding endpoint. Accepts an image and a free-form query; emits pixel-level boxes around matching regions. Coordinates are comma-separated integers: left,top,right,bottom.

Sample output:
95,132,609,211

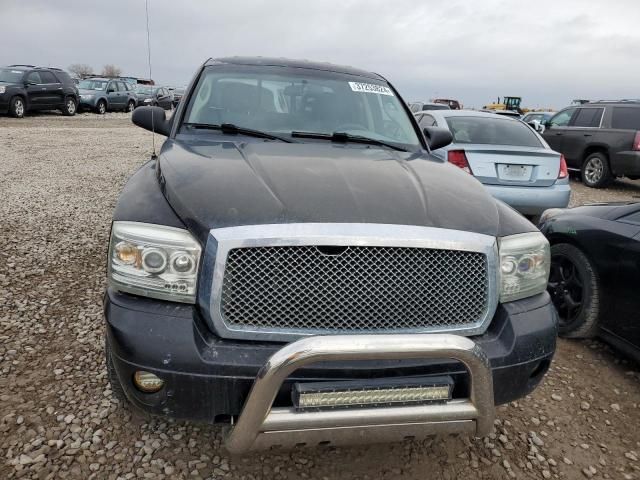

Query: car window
409,103,421,113
108,82,119,92
117,81,127,91
549,108,576,127
419,114,437,127
571,108,604,128
184,65,422,150
26,71,43,84
39,71,58,84
0,68,26,83
611,107,640,130
78,79,107,90
445,116,543,147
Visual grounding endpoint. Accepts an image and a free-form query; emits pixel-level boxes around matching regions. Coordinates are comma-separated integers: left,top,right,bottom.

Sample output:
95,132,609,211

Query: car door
38,70,64,107
106,81,121,109
561,107,605,167
24,71,46,108
159,88,171,109
599,210,640,352
542,107,577,157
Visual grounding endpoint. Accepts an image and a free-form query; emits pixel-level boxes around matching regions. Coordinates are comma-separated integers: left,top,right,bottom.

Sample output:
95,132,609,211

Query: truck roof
205,56,384,81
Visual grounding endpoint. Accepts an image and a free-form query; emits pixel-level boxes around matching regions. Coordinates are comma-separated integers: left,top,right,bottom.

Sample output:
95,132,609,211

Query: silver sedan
417,110,571,217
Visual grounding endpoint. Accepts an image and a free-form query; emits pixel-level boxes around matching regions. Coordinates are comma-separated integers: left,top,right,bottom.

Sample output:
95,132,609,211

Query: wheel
105,338,128,404
547,243,600,338
62,97,77,116
126,100,135,112
581,152,612,188
96,100,107,115
9,96,26,118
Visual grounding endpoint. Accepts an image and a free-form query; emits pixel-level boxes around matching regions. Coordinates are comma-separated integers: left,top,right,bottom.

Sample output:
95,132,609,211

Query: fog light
293,377,453,410
133,371,164,393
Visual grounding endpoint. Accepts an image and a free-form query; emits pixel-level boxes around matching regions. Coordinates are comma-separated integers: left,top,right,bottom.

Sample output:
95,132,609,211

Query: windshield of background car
78,79,108,90
0,69,24,83
182,65,422,149
445,116,543,147
136,86,153,95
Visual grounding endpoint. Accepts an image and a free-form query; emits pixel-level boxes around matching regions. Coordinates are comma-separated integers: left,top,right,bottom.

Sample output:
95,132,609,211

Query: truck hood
157,138,502,242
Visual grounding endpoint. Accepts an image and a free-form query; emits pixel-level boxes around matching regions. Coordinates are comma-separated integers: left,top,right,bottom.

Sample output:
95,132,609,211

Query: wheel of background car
548,243,600,338
581,152,612,188
126,100,135,113
62,97,77,116
9,96,26,118
96,99,107,115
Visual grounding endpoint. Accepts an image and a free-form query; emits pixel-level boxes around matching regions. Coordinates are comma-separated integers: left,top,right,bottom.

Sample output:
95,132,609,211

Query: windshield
0,68,24,83
445,116,543,147
136,86,153,95
182,65,421,149
78,79,108,90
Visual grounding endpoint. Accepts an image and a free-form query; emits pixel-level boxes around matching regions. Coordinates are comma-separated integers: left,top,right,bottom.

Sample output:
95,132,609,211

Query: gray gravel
1,112,639,480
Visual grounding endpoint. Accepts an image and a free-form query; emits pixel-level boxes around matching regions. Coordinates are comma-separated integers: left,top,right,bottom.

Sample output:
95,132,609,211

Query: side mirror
423,126,453,150
132,106,172,136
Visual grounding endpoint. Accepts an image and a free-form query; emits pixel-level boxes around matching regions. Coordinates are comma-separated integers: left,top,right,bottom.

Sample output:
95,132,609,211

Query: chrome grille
219,245,488,332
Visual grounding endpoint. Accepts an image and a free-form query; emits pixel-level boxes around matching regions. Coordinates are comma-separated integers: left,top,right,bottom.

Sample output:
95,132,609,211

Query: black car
0,65,79,117
104,56,557,453
539,203,640,361
133,85,173,110
543,101,640,188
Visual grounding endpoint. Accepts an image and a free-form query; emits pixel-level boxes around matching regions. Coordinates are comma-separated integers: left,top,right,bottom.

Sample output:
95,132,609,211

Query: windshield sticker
348,82,394,96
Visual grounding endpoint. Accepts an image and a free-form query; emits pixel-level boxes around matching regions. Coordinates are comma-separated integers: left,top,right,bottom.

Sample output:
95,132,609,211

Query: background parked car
408,101,450,112
0,65,79,117
169,86,185,107
539,202,640,362
417,110,570,217
542,101,640,188
522,111,555,134
433,98,462,109
134,85,172,110
78,77,137,114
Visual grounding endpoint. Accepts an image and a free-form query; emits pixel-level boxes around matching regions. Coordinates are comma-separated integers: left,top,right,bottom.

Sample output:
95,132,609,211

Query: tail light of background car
447,150,473,174
558,155,568,179
632,131,640,151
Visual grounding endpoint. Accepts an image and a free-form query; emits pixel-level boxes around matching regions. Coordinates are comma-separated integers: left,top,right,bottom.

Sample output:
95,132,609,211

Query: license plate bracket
497,164,533,181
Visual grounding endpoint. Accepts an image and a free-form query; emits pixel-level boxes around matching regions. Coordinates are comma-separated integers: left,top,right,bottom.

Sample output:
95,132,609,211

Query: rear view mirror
423,127,453,150
132,106,172,136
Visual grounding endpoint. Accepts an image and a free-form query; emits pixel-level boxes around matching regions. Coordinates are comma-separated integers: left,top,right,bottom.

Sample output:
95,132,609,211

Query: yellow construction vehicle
483,96,524,113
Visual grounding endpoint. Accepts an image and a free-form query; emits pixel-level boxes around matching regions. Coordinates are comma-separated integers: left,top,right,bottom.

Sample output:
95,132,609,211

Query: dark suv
543,101,640,187
0,65,79,117
105,56,557,453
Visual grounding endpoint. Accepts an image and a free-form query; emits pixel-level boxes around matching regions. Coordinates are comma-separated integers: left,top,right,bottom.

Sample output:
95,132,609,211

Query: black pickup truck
104,57,557,453
543,101,640,188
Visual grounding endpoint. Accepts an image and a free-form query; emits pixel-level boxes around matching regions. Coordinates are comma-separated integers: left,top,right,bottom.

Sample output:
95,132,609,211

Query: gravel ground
1,112,639,480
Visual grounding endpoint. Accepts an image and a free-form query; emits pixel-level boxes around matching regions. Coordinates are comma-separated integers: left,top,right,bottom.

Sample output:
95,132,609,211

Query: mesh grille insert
220,245,488,332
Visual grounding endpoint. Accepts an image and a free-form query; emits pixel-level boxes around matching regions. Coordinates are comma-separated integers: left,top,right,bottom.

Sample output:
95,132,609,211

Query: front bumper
105,289,557,450
79,96,98,109
483,178,571,215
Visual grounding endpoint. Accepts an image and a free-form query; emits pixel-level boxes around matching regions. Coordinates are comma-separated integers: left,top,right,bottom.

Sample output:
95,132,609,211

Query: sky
2,0,640,109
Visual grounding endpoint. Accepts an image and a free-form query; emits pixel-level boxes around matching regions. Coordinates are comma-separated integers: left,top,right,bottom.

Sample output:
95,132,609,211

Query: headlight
498,232,550,302
0,86,5,94
81,94,94,99
143,98,152,103
108,221,202,303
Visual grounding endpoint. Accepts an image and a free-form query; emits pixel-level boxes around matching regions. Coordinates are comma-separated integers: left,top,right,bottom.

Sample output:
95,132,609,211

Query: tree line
68,64,123,78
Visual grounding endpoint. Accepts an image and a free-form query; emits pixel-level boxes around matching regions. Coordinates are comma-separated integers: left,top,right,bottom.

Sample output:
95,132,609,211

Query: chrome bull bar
225,334,494,454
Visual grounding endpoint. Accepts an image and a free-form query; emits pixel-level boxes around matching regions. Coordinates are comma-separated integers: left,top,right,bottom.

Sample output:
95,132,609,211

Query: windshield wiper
183,123,292,143
291,131,407,152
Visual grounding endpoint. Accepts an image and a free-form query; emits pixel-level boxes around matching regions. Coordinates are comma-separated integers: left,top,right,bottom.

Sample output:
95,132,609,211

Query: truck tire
96,99,107,115
548,243,600,338
62,97,77,116
9,96,26,118
581,152,612,188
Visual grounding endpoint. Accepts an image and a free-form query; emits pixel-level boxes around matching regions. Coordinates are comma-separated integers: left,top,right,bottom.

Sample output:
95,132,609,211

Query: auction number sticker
349,82,395,96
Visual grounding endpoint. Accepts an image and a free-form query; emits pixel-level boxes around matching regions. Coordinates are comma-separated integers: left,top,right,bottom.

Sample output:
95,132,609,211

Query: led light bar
293,377,453,411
